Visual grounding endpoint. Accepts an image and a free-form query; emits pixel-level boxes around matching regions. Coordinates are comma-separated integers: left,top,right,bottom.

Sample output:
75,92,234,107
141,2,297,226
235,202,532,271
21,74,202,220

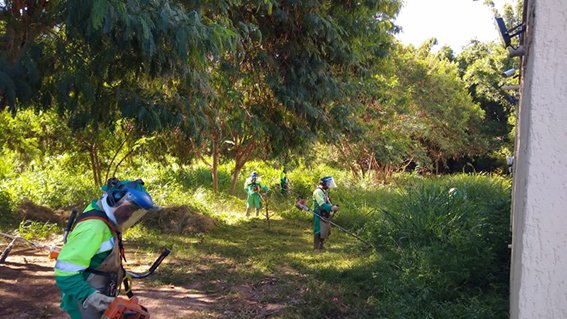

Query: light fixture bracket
496,17,525,49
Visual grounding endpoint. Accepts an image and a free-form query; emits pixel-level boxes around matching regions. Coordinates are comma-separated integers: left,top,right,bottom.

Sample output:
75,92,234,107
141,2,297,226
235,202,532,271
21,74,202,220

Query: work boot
319,239,325,250
246,207,251,217
314,234,322,250
256,208,260,217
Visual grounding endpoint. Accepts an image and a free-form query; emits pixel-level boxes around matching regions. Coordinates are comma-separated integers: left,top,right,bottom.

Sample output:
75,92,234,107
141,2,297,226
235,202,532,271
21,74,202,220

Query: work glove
332,205,339,212
83,291,115,312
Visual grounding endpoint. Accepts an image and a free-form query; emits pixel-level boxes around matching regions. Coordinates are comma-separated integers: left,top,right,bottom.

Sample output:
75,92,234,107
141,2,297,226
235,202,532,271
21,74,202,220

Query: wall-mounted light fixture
501,68,516,78
508,46,526,57
496,17,526,56
496,17,524,47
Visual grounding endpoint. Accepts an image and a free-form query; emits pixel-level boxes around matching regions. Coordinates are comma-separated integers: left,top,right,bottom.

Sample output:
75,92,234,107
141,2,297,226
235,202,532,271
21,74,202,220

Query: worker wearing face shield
244,171,269,217
54,178,154,319
312,176,339,250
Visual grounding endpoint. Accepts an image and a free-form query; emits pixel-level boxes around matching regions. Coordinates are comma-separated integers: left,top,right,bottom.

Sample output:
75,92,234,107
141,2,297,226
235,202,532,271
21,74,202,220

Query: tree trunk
230,163,244,195
211,134,219,194
88,143,102,186
229,139,256,194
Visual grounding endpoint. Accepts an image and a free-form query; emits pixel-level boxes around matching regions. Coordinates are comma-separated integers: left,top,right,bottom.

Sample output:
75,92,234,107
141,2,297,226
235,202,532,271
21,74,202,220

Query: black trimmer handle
127,248,171,279
63,208,78,243
147,247,171,274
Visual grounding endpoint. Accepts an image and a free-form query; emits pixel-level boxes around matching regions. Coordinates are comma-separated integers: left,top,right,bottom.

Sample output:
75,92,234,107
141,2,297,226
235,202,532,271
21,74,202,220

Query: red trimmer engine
101,297,150,319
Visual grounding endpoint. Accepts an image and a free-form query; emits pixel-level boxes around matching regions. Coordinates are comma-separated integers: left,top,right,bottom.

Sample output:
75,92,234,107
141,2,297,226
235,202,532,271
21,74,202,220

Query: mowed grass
124,211,379,319
0,161,511,318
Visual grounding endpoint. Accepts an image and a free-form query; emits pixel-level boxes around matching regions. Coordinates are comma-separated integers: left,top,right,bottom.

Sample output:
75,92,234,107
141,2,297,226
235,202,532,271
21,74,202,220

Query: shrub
365,174,511,318
0,188,18,229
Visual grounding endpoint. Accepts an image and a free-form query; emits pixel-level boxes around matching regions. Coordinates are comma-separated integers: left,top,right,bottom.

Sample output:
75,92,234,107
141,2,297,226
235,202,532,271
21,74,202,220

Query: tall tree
210,0,402,191
330,41,487,176
456,40,516,164
1,0,238,184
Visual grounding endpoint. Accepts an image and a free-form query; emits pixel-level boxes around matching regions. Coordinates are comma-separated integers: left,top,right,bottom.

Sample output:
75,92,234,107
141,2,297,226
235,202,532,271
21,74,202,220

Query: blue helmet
250,171,258,178
104,178,154,209
119,187,154,209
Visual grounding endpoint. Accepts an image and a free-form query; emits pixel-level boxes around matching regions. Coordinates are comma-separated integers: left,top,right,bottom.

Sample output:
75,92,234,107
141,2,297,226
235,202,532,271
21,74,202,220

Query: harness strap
74,210,132,297
86,266,134,298
73,210,119,233
73,210,126,262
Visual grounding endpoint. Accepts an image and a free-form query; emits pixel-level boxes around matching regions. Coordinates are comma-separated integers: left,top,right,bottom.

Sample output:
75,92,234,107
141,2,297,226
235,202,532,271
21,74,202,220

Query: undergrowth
0,160,511,318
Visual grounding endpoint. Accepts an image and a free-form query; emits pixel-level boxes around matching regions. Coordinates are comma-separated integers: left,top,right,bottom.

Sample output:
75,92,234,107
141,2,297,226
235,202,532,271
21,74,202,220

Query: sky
394,0,514,53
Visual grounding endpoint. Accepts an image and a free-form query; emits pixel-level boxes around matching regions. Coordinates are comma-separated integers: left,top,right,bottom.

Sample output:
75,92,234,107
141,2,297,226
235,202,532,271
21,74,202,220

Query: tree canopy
0,0,516,185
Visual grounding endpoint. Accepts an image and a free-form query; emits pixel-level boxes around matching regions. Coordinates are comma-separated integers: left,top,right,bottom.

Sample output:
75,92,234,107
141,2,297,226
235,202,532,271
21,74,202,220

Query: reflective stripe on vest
55,237,114,274
97,237,114,254
55,259,88,273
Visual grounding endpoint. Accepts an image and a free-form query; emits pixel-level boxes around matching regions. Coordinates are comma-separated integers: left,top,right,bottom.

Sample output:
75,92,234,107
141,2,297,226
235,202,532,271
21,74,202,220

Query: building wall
510,0,567,318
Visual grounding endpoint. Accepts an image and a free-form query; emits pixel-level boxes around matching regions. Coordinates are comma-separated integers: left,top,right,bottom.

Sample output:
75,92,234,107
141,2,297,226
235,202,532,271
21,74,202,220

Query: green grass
364,173,511,318
124,213,378,318
0,160,511,318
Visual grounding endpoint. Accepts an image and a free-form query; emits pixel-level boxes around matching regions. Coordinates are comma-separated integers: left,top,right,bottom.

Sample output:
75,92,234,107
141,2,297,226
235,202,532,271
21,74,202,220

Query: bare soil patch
0,244,221,319
0,205,294,319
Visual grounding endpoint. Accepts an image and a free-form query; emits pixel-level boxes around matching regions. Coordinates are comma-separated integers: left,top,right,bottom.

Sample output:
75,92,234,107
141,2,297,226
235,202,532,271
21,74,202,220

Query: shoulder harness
72,210,133,297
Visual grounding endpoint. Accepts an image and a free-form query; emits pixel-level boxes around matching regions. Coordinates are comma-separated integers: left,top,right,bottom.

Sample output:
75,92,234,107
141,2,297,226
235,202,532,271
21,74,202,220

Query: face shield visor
111,188,154,231
322,177,337,189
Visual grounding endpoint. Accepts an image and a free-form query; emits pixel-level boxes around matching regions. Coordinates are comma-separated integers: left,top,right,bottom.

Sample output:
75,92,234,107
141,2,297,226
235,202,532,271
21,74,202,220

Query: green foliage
0,149,18,180
0,187,17,229
0,155,97,208
0,109,79,168
0,45,44,112
186,0,402,194
455,40,517,170
332,41,489,177
365,174,511,318
1,0,513,311
18,219,60,240
0,150,512,318
393,44,487,171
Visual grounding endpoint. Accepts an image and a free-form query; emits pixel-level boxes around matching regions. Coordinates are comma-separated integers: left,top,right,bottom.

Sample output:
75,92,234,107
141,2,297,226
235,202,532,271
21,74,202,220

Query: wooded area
0,1,520,318
0,0,522,188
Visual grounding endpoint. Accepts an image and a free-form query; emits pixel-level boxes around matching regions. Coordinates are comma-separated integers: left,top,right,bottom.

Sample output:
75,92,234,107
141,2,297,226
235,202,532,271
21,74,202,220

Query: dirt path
0,245,295,319
0,247,222,319
0,247,66,319
0,203,312,318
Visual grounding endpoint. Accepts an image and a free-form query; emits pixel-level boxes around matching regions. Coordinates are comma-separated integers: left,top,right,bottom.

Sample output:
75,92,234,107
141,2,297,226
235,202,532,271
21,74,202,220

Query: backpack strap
74,210,133,297
73,210,125,262
73,210,120,234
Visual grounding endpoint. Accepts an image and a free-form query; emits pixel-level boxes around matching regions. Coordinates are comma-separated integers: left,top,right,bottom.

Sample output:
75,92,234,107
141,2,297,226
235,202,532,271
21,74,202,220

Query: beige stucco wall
510,0,567,318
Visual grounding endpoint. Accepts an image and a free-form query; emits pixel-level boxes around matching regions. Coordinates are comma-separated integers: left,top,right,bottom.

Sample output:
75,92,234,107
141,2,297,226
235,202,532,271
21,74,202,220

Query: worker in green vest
312,176,339,250
244,171,269,217
54,178,154,318
280,168,289,195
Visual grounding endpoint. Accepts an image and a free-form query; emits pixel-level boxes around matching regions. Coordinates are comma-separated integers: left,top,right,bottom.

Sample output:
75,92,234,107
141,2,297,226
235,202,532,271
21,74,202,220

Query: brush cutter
0,231,60,263
101,296,150,319
100,247,170,319
126,248,171,279
260,193,272,228
295,198,375,249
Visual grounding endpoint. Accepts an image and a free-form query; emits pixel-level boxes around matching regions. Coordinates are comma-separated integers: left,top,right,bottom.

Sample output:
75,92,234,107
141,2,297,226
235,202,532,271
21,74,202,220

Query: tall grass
365,174,511,318
0,155,98,209
0,156,511,318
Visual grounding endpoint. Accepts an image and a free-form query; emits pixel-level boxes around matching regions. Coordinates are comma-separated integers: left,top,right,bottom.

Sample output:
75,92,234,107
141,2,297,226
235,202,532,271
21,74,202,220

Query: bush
1,155,97,209
140,205,217,234
365,174,511,318
0,188,18,229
